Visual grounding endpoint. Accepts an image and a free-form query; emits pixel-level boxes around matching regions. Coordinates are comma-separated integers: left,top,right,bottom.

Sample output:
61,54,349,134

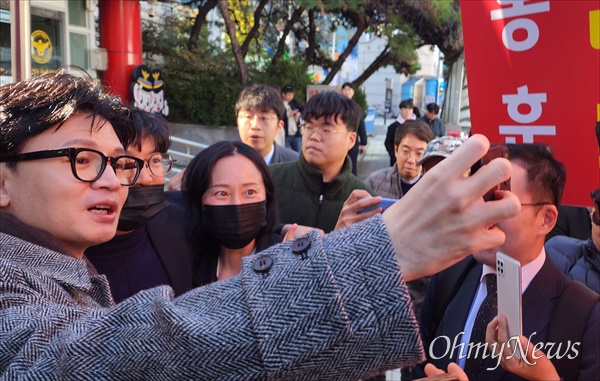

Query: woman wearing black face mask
184,141,281,285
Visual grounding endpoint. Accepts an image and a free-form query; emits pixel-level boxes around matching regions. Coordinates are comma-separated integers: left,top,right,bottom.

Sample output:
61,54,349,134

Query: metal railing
168,136,210,175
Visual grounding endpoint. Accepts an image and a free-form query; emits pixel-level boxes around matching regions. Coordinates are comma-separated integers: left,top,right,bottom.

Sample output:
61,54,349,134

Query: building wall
356,36,443,116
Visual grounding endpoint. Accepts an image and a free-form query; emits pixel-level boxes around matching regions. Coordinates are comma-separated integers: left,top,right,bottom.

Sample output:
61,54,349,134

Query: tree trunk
304,8,316,64
322,13,365,84
187,0,219,51
270,6,305,66
240,0,269,57
353,44,391,87
218,0,248,84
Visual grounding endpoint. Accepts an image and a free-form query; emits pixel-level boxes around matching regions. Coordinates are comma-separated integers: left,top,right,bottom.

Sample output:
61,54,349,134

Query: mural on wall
131,65,169,116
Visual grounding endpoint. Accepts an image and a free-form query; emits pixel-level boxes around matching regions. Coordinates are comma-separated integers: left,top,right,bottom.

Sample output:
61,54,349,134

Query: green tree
145,0,463,125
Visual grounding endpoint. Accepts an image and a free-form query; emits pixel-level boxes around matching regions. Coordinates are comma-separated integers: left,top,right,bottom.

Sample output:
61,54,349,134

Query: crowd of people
0,69,598,380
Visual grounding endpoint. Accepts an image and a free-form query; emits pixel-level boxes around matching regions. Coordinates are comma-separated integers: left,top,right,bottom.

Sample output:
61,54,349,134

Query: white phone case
496,251,523,359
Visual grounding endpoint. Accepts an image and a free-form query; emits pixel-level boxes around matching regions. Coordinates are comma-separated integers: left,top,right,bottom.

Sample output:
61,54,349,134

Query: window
68,0,87,27
69,32,88,69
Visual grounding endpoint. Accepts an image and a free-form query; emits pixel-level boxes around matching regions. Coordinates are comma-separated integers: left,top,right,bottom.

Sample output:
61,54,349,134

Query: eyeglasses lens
74,150,106,182
147,153,173,177
74,150,140,186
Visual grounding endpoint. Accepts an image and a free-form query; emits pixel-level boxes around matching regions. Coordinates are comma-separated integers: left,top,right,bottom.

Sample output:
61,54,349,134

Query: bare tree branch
188,0,219,51
270,6,305,65
305,8,316,64
322,13,365,84
240,0,270,57
218,0,248,84
353,44,391,87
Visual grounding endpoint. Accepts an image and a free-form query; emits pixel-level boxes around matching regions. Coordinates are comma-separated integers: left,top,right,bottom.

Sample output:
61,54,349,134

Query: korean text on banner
460,0,600,206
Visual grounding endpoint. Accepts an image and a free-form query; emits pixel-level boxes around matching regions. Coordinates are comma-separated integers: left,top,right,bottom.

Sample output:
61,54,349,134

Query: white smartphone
496,251,523,359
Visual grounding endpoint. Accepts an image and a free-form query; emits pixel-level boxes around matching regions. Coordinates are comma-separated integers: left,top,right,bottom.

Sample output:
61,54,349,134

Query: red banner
461,0,600,206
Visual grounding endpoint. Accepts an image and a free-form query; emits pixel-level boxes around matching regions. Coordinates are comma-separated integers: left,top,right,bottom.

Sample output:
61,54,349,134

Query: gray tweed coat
0,214,423,380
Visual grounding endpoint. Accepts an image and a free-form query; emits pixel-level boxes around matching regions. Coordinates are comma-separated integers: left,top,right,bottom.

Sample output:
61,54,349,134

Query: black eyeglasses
144,153,175,177
521,202,553,207
0,148,144,186
591,189,600,225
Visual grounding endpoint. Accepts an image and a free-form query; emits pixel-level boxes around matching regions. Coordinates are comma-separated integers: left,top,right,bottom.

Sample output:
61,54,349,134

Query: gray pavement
356,115,392,182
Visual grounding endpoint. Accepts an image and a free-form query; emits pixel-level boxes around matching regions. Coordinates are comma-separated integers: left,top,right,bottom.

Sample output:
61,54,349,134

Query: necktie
464,273,497,380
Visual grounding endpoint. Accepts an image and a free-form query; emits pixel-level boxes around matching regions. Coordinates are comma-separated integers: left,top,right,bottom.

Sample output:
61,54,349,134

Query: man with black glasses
416,144,599,381
270,91,378,233
86,107,196,302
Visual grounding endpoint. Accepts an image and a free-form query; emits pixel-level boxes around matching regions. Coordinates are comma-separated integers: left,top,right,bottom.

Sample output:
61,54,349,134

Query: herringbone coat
0,214,423,380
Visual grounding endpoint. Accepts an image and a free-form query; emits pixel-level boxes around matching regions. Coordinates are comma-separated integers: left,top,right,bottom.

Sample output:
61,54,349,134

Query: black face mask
117,184,168,231
202,201,267,250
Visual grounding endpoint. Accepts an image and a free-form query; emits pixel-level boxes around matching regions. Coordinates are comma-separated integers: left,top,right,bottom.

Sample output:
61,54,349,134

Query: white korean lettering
491,1,550,21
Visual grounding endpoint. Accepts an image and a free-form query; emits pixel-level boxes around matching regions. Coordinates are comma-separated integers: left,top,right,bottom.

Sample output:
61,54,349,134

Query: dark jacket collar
296,153,353,195
0,212,70,255
0,212,100,288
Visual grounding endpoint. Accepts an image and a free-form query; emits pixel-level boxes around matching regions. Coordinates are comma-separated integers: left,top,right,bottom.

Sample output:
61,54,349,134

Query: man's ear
538,204,559,236
277,120,284,132
347,131,357,150
0,164,11,208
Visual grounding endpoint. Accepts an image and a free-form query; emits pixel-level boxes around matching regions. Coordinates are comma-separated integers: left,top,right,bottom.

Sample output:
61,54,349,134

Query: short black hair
399,99,413,109
183,141,279,239
426,103,440,115
0,69,133,168
281,85,294,94
302,91,362,132
129,107,171,153
235,84,286,121
507,143,566,208
394,119,434,146
341,82,353,90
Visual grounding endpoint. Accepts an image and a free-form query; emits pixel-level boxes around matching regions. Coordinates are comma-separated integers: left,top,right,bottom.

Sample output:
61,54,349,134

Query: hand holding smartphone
357,197,397,214
471,145,511,201
496,252,523,359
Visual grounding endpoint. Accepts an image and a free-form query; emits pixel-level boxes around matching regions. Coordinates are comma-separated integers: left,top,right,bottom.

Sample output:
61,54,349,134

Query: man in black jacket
281,85,304,153
341,82,368,176
385,99,415,166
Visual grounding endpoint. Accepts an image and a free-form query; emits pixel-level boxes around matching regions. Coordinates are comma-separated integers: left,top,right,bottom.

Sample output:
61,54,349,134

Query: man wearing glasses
85,108,196,302
416,144,599,381
546,189,600,294
235,84,299,165
365,120,434,200
270,91,379,233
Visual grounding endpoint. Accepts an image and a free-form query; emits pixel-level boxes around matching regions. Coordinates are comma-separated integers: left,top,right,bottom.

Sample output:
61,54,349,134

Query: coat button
253,255,273,273
291,237,311,254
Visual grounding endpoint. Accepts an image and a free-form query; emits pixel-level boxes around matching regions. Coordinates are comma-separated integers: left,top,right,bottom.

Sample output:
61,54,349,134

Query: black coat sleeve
357,115,367,145
385,122,398,164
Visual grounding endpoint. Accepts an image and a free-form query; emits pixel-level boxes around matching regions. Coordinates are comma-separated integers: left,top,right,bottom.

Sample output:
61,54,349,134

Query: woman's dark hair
183,141,279,239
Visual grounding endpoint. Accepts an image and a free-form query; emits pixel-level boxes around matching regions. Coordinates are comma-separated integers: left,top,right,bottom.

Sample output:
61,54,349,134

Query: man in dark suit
166,85,298,191
235,84,298,165
416,143,599,380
